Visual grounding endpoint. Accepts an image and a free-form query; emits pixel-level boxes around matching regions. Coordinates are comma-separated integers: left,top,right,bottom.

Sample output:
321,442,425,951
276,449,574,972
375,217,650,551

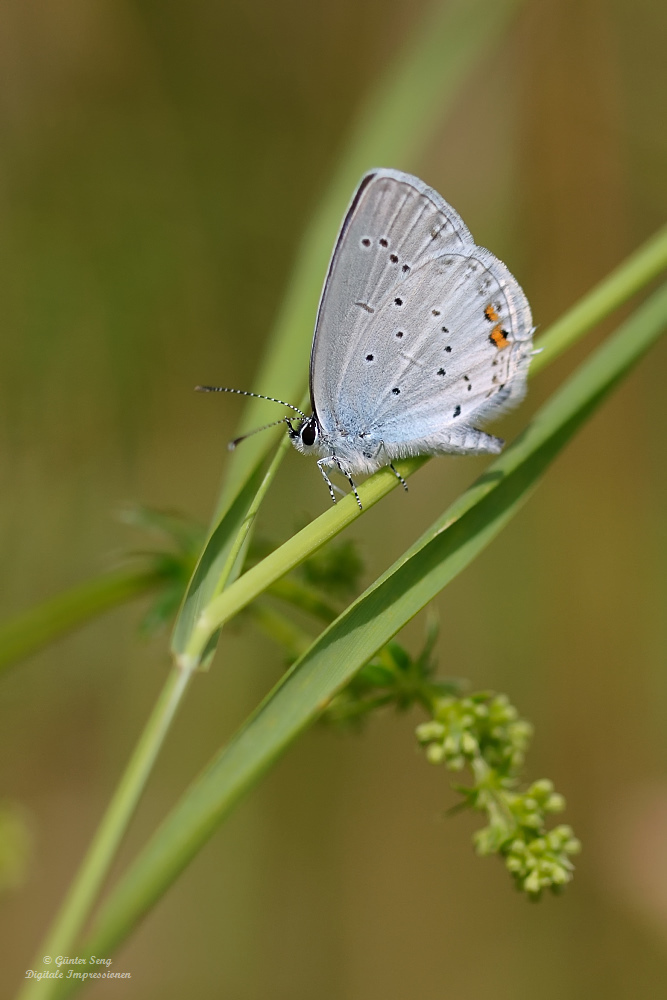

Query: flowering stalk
417,692,581,897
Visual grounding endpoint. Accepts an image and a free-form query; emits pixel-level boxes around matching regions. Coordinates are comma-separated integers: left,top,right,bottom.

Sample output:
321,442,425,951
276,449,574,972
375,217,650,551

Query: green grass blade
71,285,667,978
170,442,282,660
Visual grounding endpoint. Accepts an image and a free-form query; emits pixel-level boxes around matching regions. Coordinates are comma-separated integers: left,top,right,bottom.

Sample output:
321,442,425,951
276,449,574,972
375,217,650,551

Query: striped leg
317,459,339,504
334,459,362,510
389,462,408,491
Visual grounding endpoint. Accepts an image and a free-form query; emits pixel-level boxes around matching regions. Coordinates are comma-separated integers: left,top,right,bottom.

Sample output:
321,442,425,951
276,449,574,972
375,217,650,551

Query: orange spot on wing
490,325,510,350
484,304,500,323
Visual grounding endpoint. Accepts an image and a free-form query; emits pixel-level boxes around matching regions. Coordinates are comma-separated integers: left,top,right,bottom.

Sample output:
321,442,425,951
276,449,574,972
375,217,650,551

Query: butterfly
198,168,534,508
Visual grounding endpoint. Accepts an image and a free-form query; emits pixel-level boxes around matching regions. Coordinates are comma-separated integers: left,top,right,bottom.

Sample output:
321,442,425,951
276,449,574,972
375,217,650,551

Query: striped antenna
228,417,294,451
195,385,307,418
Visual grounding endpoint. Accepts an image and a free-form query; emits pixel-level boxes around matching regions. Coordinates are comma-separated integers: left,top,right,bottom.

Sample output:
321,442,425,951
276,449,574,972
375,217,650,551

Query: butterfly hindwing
339,248,532,445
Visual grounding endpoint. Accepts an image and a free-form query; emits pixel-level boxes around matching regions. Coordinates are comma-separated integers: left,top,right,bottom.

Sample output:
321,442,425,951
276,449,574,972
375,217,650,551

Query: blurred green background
2,0,667,996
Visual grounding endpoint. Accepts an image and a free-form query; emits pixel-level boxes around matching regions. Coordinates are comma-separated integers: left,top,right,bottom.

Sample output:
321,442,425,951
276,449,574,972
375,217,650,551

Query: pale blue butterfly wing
308,169,533,475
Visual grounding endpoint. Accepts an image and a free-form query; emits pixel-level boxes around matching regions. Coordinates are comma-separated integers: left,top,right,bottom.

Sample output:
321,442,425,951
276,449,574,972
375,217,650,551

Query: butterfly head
288,414,321,456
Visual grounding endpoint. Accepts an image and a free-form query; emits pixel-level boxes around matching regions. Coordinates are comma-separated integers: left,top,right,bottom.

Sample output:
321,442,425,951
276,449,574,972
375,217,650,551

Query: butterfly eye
301,420,317,447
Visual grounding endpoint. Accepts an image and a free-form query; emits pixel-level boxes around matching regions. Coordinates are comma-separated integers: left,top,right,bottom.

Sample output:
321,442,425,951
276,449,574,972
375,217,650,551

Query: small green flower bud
545,793,566,813
523,870,542,894
416,721,445,743
552,824,574,842
511,720,533,741
425,743,447,764
530,778,554,797
550,865,571,885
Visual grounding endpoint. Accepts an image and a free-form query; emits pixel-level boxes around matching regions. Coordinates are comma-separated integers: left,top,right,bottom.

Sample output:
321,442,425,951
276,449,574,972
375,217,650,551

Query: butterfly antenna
195,385,307,418
228,417,294,451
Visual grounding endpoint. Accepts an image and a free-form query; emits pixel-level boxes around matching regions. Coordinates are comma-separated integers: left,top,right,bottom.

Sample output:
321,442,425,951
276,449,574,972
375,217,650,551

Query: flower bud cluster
502,823,581,897
416,694,580,899
416,693,532,776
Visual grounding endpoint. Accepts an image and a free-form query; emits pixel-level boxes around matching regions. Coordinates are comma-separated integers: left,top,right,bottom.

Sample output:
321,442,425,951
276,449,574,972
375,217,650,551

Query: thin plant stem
31,664,191,966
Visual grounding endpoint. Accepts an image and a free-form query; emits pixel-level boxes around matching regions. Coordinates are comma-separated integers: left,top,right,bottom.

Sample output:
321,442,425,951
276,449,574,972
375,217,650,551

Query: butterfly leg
389,462,408,492
334,458,363,510
316,459,339,504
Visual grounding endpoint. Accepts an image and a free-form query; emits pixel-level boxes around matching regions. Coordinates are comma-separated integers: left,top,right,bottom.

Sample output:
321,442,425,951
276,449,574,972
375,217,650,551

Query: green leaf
170,460,267,660
75,284,667,969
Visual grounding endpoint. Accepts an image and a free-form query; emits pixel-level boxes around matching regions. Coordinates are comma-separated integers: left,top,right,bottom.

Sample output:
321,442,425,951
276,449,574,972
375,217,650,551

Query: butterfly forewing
310,169,475,424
